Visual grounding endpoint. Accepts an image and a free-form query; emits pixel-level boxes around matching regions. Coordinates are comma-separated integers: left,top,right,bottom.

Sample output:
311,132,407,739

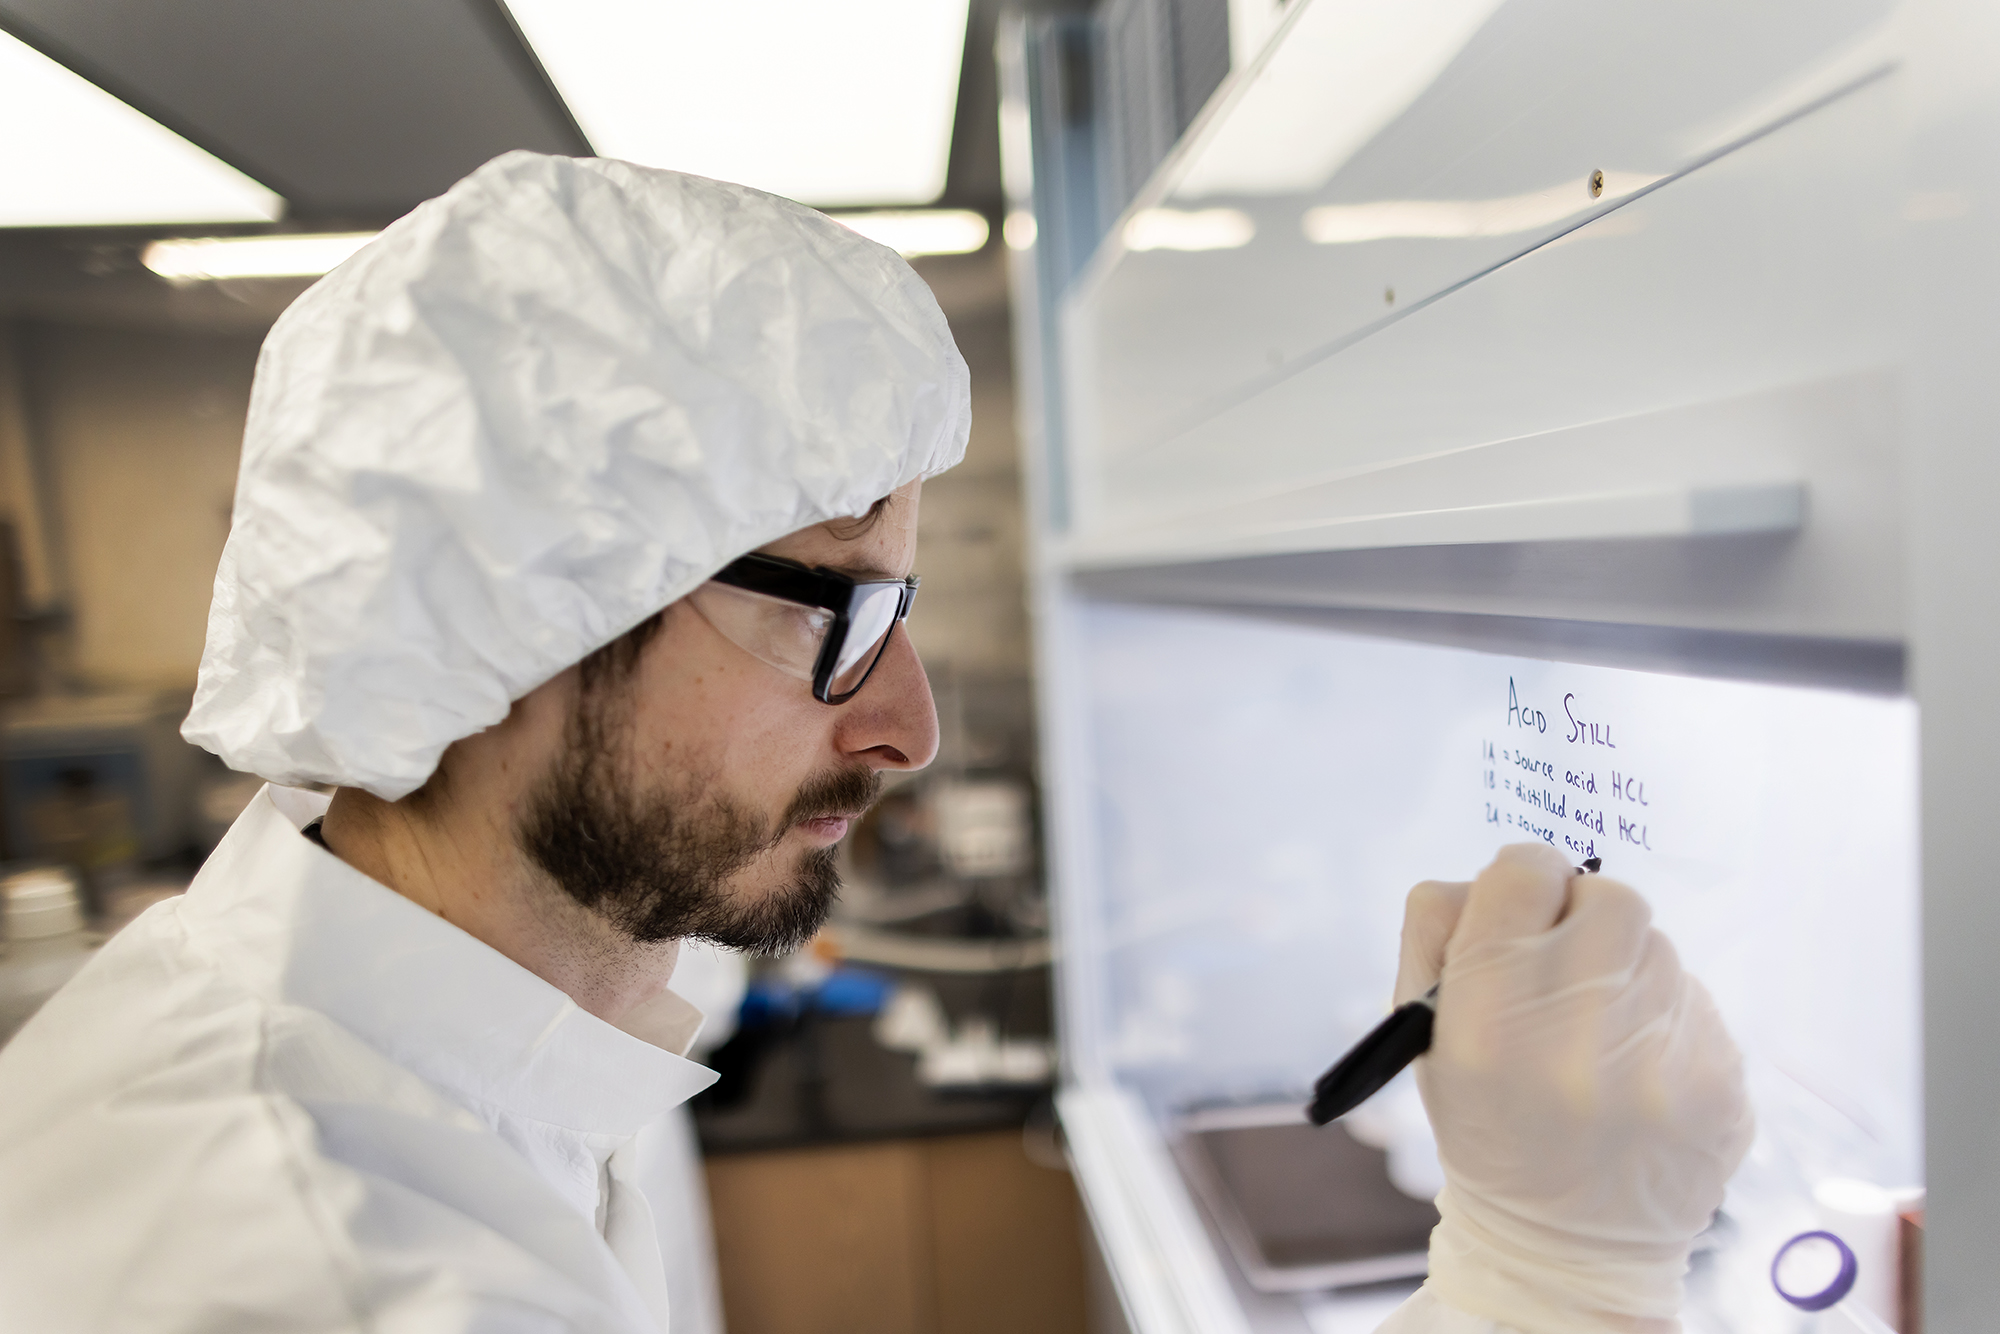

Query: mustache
780,765,882,829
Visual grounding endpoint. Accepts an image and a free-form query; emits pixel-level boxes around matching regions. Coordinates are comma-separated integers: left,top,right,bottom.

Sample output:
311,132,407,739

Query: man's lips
796,813,859,844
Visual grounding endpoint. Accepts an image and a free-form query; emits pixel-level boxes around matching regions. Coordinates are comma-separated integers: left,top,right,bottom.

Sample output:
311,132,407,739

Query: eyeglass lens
829,583,906,695
687,583,827,684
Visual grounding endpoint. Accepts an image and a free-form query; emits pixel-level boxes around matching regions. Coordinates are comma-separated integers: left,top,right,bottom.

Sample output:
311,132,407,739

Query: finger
1394,879,1469,1005
1449,842,1575,957
1592,925,1682,1062
1555,876,1654,981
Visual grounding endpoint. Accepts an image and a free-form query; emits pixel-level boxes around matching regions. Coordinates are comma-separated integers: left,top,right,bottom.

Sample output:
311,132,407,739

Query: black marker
1306,857,1601,1127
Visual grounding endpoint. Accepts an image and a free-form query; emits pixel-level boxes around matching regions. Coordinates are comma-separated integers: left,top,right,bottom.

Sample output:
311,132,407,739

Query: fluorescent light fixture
1301,173,1660,244
0,28,281,227
503,0,970,207
141,232,377,281
1123,208,1255,253
830,209,988,257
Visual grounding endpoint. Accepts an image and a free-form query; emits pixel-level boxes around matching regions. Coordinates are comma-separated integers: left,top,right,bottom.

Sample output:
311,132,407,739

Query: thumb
1394,880,1470,1005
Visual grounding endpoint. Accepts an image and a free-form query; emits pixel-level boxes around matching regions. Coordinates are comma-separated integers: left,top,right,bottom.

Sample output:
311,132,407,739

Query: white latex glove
1379,844,1754,1334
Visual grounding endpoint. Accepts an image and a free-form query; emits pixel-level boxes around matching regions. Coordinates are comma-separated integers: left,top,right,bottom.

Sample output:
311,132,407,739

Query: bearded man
0,152,959,1334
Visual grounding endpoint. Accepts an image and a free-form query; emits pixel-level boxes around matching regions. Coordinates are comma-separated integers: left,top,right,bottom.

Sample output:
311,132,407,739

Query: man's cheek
732,719,829,800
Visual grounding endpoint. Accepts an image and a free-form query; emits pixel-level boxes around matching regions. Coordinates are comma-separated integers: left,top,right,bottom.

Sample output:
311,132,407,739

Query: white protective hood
183,151,970,800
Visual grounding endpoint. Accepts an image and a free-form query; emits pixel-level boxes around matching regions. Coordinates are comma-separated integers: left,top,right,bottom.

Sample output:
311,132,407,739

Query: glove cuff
1424,1186,1688,1334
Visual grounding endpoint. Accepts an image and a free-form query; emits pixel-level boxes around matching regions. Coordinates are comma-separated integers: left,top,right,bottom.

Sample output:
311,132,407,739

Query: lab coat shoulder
0,896,649,1334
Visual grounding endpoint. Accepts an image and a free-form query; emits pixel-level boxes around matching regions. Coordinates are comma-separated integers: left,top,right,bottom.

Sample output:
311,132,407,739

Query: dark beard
518,681,879,955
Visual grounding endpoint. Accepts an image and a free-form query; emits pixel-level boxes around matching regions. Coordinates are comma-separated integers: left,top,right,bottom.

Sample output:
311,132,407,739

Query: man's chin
680,845,842,956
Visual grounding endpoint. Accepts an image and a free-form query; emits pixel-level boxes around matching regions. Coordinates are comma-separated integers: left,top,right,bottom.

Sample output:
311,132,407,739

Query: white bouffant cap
183,151,970,800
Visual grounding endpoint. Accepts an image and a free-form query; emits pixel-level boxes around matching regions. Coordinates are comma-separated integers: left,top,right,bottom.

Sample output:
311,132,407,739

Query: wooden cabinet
705,1130,1091,1334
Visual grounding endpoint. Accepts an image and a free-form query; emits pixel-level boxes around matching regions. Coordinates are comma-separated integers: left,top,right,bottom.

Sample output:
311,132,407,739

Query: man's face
518,480,936,953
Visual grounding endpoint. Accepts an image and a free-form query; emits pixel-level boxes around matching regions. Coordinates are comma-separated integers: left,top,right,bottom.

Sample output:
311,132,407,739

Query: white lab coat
645,943,748,1334
0,784,718,1333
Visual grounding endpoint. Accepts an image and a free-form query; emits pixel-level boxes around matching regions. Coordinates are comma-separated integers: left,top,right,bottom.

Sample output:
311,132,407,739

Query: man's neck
319,786,678,1026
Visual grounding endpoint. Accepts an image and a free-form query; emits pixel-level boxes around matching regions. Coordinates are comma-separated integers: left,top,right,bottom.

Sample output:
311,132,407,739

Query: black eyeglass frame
709,552,919,704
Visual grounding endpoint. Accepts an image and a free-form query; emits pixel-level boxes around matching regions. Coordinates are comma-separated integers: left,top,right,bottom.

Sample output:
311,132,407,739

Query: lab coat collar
181,785,718,1138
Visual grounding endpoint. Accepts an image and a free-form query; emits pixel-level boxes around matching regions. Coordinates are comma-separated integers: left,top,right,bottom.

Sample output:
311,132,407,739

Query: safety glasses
686,553,919,704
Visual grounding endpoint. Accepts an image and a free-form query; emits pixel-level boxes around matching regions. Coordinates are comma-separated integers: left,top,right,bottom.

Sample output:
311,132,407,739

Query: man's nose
835,624,939,771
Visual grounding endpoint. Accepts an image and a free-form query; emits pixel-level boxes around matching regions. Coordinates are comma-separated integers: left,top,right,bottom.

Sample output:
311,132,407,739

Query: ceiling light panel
0,28,281,228
831,209,987,257
142,233,378,281
503,0,969,207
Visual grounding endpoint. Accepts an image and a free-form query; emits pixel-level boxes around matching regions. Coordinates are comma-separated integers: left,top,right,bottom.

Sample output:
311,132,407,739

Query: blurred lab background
5,3,1948,1330
0,2,1136,1330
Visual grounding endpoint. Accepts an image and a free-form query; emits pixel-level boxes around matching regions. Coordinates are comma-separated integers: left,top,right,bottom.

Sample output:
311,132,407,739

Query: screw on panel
1589,170,1606,198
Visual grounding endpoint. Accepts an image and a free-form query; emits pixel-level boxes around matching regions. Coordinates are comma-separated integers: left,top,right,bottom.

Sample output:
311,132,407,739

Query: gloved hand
1383,844,1754,1334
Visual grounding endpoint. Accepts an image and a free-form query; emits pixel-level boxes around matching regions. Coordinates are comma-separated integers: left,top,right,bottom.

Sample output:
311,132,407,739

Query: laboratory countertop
691,965,1053,1155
